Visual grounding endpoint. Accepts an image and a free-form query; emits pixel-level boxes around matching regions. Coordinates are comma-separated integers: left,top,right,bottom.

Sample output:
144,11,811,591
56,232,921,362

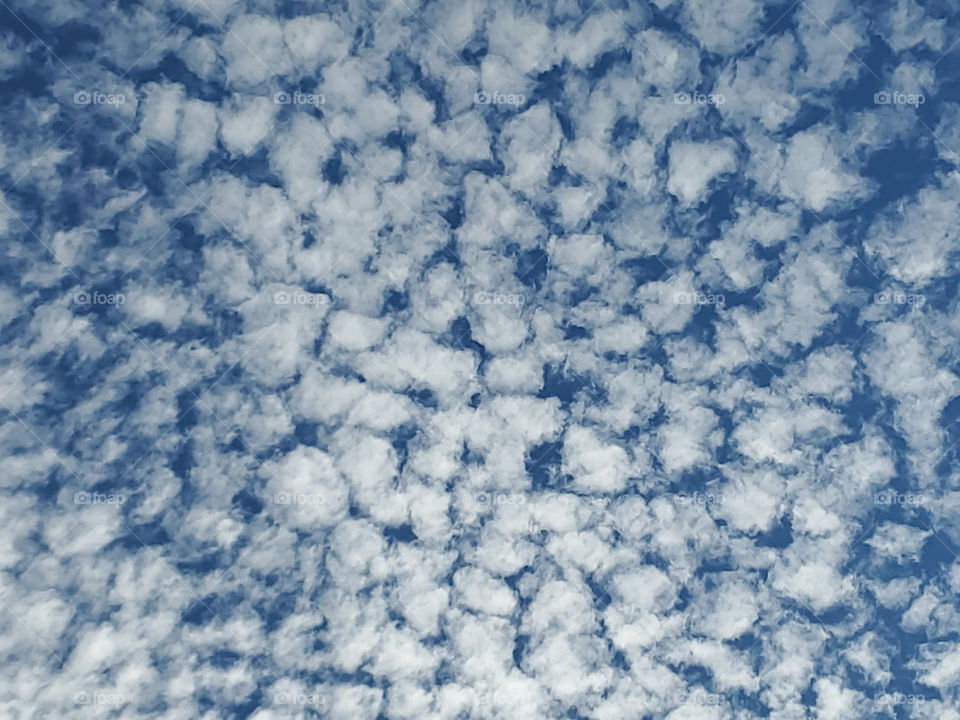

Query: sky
1,0,960,717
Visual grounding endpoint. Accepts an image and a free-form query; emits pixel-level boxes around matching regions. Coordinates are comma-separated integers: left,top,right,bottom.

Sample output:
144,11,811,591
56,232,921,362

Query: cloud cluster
0,0,958,717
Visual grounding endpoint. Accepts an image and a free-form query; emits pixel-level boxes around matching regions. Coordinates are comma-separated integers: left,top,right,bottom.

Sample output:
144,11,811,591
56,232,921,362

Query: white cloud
667,140,736,206
779,129,869,211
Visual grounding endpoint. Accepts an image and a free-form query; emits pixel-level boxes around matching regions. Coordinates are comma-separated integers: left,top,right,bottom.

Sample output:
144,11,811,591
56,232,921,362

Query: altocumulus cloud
0,0,959,717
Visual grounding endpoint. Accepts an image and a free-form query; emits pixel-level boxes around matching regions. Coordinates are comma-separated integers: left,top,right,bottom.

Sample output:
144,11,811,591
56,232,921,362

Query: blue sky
1,0,960,717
